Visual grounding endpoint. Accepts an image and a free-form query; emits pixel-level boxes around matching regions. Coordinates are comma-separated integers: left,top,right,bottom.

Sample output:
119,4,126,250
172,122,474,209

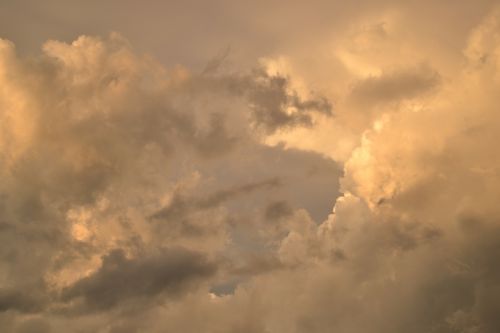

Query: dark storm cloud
0,289,46,314
349,64,441,106
264,201,294,220
206,67,333,133
151,178,282,221
241,68,333,133
61,248,217,312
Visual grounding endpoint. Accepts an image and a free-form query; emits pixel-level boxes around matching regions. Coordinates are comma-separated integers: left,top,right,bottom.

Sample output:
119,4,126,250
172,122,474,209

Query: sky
1,1,500,332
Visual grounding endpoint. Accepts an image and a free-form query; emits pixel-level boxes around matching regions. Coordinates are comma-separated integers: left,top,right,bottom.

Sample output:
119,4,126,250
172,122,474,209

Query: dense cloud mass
1,1,500,332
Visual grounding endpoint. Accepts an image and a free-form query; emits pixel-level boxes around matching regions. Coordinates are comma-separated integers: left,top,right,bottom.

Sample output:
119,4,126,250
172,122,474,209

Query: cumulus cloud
0,29,339,331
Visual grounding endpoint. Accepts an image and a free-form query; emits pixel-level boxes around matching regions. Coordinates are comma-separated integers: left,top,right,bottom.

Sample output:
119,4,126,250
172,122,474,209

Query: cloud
189,66,333,134
348,63,441,106
60,248,217,313
150,177,282,222
0,289,46,314
15,318,52,333
0,31,339,331
2,2,500,333
239,67,333,133
138,7,500,333
264,201,293,220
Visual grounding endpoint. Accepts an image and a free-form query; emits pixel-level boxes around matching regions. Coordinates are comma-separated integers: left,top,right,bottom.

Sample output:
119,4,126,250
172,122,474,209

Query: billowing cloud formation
0,31,339,332
1,2,500,333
